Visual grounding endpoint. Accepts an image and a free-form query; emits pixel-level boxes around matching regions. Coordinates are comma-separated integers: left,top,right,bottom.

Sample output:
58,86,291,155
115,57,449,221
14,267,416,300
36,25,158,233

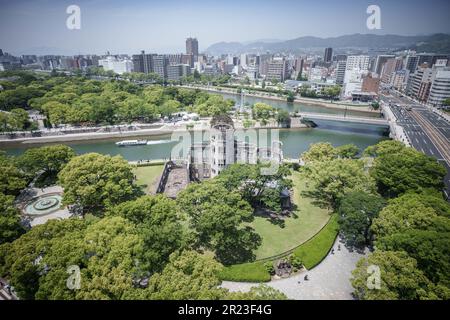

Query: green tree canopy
352,250,447,300
177,180,260,264
0,193,26,244
58,153,138,213
338,191,386,248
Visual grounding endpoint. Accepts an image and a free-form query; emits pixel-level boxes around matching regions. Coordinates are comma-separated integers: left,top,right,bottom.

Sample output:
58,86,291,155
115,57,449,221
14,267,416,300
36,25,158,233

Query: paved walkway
221,237,367,300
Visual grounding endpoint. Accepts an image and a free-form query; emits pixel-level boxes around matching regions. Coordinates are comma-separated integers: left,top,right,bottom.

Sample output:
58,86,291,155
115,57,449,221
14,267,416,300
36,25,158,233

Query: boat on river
115,140,148,147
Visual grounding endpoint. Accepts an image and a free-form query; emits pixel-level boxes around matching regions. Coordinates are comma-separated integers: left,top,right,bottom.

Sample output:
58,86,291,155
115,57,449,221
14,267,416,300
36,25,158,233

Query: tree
363,140,406,158
177,181,260,264
108,195,189,273
58,153,138,213
370,146,446,198
133,250,226,300
18,145,75,182
336,144,360,159
376,229,450,287
351,250,446,300
301,142,337,163
371,101,380,110
0,193,26,244
227,284,287,300
0,152,27,195
252,103,274,120
443,98,450,106
276,109,290,126
216,163,293,213
338,191,385,248
303,158,376,208
371,193,440,239
0,218,88,299
286,91,295,103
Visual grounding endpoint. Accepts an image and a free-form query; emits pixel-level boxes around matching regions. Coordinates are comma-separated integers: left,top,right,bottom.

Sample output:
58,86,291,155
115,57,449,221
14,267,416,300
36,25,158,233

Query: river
217,92,382,118
2,120,388,161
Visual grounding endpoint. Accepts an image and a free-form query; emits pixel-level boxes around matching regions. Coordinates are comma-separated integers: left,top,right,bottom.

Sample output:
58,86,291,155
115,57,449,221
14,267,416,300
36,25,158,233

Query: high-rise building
324,48,333,63
167,64,191,81
346,55,370,72
373,55,395,76
186,37,199,60
404,55,419,74
391,70,409,91
132,51,155,74
428,68,450,107
152,55,169,79
266,58,288,82
381,57,403,84
335,60,347,85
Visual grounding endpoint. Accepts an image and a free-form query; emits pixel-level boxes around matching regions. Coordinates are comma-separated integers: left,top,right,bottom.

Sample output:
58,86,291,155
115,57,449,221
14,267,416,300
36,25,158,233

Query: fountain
23,194,63,216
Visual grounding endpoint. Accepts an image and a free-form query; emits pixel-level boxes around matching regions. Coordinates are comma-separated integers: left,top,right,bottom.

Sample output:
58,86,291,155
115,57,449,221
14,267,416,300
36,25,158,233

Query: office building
152,55,169,79
373,55,395,76
132,51,155,74
266,58,289,82
98,56,133,75
167,64,191,81
428,69,450,107
335,60,347,85
324,48,333,63
391,70,409,91
381,57,403,84
186,37,199,60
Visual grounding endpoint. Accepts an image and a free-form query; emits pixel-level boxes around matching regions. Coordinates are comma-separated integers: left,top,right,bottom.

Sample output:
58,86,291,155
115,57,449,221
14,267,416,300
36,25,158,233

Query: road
380,91,450,199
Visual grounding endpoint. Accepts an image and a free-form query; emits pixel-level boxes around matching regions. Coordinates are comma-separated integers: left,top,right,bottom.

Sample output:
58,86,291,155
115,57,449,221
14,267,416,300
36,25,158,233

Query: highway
380,91,450,200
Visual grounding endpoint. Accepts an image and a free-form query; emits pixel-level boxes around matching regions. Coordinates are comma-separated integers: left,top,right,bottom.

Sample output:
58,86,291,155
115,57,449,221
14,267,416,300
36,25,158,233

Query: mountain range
205,33,450,55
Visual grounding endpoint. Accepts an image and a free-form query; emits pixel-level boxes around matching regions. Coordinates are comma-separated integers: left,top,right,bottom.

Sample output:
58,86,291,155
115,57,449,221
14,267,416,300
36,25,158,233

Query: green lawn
292,214,339,269
134,165,164,194
219,171,335,282
250,171,331,259
219,261,271,283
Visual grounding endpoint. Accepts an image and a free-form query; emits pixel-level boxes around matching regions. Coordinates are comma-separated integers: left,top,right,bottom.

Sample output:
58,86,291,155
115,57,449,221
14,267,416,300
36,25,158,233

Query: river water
1,94,388,160
2,120,388,161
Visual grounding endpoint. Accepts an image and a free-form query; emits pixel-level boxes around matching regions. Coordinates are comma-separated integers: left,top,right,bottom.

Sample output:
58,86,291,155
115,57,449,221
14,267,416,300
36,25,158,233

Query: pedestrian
331,249,335,254
304,275,308,281
338,244,341,251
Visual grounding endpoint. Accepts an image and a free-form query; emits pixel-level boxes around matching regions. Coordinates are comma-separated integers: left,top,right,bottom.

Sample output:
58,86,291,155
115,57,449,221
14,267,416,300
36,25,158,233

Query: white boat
115,139,148,147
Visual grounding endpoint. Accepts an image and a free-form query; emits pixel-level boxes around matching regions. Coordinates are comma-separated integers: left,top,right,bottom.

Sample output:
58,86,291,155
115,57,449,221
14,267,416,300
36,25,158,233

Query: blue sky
1,0,449,55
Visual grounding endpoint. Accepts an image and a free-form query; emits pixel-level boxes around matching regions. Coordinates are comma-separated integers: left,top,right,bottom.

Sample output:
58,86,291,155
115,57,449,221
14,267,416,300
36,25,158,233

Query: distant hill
205,33,450,55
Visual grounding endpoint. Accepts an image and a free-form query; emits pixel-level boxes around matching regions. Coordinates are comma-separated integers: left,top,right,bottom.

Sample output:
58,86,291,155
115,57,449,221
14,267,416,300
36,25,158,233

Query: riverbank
0,126,176,145
181,85,379,114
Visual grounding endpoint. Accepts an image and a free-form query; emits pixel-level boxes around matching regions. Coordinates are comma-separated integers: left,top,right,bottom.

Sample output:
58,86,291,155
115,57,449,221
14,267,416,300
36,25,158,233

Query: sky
1,0,450,55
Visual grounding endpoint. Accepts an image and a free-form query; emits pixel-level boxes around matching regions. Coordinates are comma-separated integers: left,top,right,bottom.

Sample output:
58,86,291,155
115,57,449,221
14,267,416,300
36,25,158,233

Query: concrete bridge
295,112,388,126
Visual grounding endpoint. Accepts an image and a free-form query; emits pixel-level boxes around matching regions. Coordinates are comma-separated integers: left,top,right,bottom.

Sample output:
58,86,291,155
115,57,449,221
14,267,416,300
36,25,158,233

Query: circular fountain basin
24,194,63,216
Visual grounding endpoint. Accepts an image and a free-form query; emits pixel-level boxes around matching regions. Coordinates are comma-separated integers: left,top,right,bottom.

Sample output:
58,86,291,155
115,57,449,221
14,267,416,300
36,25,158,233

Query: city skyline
1,0,450,55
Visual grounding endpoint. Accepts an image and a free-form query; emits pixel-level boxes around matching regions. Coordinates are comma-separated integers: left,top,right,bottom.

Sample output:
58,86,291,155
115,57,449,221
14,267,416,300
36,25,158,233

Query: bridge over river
294,112,389,126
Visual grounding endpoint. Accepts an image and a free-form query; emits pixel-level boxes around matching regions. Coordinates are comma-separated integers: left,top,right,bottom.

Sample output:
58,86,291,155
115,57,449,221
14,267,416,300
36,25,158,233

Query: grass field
134,165,164,194
250,171,331,259
292,214,339,269
219,170,335,282
219,261,271,283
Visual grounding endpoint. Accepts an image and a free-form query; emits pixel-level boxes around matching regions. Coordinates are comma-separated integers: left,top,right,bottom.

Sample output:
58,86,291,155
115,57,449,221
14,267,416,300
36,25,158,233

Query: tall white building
345,55,370,72
428,69,450,107
98,56,133,75
343,56,370,98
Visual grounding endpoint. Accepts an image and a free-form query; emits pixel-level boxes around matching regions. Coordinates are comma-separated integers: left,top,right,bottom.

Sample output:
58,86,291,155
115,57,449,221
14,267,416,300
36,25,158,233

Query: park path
221,237,367,300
